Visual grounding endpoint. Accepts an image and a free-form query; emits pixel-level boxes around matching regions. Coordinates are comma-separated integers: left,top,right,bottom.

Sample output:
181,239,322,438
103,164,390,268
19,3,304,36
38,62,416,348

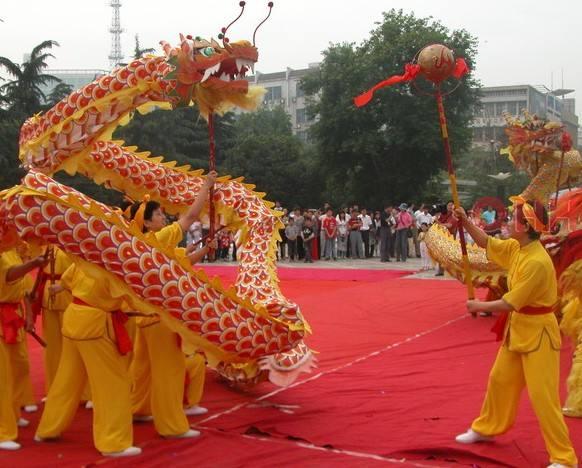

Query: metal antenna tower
108,0,124,69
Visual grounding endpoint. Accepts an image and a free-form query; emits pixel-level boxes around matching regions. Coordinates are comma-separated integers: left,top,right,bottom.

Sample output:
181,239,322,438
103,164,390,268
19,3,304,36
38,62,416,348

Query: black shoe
435,272,444,277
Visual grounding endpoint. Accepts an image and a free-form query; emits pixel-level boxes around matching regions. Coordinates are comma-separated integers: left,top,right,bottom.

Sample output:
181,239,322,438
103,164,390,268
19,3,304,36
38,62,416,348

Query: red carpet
1,268,581,467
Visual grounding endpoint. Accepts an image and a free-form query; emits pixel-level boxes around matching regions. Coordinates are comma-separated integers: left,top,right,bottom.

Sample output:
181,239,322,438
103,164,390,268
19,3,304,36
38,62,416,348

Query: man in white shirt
358,209,373,258
416,204,434,228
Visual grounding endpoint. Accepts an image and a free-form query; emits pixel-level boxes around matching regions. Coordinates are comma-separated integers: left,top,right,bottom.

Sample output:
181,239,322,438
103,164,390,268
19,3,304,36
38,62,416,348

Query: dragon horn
219,1,247,46
253,2,274,46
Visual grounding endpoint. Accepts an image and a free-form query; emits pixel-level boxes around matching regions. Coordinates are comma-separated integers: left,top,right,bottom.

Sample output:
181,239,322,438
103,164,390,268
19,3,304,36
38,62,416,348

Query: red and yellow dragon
0,10,314,387
425,112,582,416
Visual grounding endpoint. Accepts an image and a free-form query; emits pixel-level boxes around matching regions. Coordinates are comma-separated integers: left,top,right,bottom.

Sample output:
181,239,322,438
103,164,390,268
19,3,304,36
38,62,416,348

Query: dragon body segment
1,35,314,386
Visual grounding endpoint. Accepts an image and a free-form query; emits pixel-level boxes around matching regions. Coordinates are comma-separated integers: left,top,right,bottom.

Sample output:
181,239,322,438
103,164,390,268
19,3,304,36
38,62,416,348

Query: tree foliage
0,40,61,185
302,9,481,208
113,107,235,171
221,107,317,208
0,40,61,118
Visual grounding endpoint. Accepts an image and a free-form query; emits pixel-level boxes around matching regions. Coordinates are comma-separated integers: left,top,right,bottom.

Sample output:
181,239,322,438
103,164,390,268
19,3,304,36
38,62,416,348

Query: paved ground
212,255,453,280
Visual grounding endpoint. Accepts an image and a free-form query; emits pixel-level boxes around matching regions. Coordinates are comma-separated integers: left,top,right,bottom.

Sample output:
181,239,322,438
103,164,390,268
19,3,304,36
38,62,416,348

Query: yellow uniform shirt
0,249,32,342
486,237,561,352
61,264,129,340
42,248,73,311
136,222,183,328
0,250,29,304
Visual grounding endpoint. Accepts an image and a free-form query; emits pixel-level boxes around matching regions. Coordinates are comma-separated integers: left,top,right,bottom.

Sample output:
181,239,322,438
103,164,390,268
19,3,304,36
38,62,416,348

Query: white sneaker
133,415,153,422
0,441,21,450
17,418,29,428
24,404,38,413
102,446,142,457
85,401,93,409
164,429,201,439
547,464,578,468
455,428,493,444
184,406,208,416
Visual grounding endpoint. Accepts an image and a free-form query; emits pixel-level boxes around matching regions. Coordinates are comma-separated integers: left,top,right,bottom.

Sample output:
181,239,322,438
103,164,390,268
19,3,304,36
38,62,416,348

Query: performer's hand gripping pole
435,88,475,307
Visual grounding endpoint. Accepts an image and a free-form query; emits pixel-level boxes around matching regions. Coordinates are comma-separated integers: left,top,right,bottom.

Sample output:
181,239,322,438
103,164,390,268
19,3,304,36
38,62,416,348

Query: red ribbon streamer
353,63,421,107
353,58,470,108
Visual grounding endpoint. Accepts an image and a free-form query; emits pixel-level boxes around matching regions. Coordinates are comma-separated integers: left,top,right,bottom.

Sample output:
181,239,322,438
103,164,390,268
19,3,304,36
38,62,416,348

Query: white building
472,85,579,149
244,63,320,142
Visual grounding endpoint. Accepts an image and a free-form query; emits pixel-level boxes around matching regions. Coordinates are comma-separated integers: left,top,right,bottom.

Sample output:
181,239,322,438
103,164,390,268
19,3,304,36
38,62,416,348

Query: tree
133,34,155,60
301,9,480,209
113,106,236,171
0,40,61,118
221,107,317,208
0,40,61,185
45,82,73,108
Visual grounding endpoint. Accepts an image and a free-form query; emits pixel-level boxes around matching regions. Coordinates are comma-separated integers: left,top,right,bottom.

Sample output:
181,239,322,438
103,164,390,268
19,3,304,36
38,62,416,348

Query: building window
495,102,509,116
483,102,495,117
296,108,307,124
296,83,305,98
265,86,282,101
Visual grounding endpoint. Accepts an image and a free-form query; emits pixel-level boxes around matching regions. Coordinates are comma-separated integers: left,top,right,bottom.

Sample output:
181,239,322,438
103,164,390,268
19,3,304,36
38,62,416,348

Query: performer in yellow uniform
35,263,141,457
130,171,216,437
0,249,47,451
39,247,73,393
184,352,207,415
454,199,578,468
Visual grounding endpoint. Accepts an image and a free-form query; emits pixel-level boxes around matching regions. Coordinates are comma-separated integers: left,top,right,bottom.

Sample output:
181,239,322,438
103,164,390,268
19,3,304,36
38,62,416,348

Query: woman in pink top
395,203,413,262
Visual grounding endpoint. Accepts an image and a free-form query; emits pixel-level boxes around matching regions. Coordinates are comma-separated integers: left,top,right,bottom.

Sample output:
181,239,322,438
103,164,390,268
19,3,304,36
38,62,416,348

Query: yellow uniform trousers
472,334,578,466
42,308,64,393
185,353,206,408
36,336,133,453
0,340,19,442
41,309,92,401
131,322,189,436
9,339,35,408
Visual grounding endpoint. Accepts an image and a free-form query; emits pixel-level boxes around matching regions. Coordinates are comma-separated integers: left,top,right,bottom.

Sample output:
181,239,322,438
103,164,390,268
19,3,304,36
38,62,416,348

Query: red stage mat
1,272,580,467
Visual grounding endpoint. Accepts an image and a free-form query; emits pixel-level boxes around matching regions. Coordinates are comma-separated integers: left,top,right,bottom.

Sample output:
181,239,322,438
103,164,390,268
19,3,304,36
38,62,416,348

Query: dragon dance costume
0,250,33,445
458,200,578,467
39,247,73,393
36,263,138,454
130,221,194,437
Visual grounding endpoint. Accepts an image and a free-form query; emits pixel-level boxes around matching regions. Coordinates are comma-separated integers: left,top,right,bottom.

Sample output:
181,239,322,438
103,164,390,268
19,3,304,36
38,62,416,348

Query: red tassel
452,58,470,79
354,63,421,107
490,311,508,341
561,132,573,152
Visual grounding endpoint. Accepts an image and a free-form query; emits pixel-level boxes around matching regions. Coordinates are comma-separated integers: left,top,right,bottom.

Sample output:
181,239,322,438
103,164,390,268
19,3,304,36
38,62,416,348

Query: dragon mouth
201,57,255,84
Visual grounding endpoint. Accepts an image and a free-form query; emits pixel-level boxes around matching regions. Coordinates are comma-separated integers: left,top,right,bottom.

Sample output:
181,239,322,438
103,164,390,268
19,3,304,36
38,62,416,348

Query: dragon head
502,112,582,205
161,2,273,118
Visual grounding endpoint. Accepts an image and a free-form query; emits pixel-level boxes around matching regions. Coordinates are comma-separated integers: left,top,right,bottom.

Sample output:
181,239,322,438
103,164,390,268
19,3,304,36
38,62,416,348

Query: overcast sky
1,0,580,116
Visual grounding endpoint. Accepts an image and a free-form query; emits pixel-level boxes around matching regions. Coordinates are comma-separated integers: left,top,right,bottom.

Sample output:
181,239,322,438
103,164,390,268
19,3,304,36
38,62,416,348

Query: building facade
41,69,109,101
472,85,579,148
244,63,320,141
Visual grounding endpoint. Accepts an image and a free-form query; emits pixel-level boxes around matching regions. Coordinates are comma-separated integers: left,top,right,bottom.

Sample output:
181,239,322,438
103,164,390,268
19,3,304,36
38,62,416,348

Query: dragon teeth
201,63,220,83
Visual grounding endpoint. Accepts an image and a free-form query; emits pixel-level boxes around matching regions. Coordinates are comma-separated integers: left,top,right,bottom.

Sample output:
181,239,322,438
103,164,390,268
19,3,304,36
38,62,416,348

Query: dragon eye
200,47,215,57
